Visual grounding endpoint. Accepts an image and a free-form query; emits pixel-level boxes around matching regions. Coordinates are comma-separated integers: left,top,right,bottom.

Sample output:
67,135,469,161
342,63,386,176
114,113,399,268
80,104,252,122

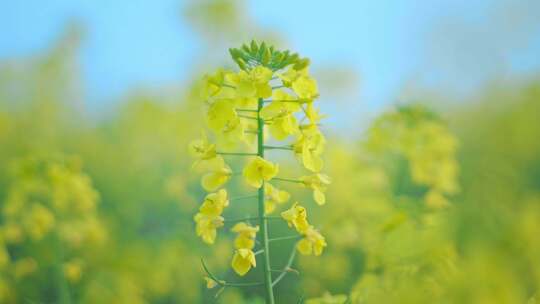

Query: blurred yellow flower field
1,1,539,303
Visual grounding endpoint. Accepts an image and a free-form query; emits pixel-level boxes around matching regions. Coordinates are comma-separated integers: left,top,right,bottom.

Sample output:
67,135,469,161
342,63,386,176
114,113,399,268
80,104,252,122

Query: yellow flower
189,132,220,167
201,162,232,191
219,116,245,146
277,66,308,87
63,259,83,283
207,99,237,132
199,189,229,216
25,203,55,241
243,157,279,188
264,183,290,214
297,226,326,256
300,174,331,205
305,103,325,126
261,90,301,140
281,203,310,233
226,66,273,99
231,222,259,249
201,69,227,99
293,128,326,172
292,75,318,100
194,213,224,244
231,248,256,276
204,276,219,289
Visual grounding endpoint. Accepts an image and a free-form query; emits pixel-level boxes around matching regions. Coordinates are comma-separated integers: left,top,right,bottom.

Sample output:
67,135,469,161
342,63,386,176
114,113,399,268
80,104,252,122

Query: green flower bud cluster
229,40,310,71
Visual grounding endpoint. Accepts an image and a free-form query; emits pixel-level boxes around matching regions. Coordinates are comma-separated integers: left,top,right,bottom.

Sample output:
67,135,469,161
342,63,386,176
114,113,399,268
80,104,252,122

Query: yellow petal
297,239,313,255
231,249,255,276
313,189,326,205
201,172,229,192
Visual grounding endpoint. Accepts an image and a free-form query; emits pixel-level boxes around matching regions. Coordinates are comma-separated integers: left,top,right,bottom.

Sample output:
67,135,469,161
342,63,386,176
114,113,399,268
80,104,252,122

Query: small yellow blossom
226,66,273,99
207,99,237,132
297,226,327,256
63,259,83,283
261,90,301,140
292,75,318,100
264,183,290,214
281,203,310,233
194,213,224,244
293,129,326,172
231,248,256,276
300,174,331,205
189,131,217,161
201,69,228,99
25,203,55,241
277,66,308,87
201,163,232,191
243,157,279,188
204,276,219,289
231,222,259,249
199,189,229,216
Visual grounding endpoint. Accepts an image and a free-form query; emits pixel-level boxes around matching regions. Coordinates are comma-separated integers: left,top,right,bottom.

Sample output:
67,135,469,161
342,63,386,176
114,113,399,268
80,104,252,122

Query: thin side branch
271,243,298,287
217,152,257,156
272,177,304,184
201,258,263,287
268,235,302,243
264,145,293,151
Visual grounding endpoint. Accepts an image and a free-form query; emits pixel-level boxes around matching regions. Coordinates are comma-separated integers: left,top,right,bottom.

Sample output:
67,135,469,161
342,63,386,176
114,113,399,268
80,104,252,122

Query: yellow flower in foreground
231,222,259,249
278,66,308,87
265,183,290,214
201,69,228,99
231,248,257,276
189,132,216,159
293,129,326,172
297,226,327,256
207,99,237,132
292,75,318,100
261,90,301,140
199,189,229,216
201,163,232,191
281,203,310,233
243,157,279,188
300,174,331,205
194,213,224,244
226,66,273,98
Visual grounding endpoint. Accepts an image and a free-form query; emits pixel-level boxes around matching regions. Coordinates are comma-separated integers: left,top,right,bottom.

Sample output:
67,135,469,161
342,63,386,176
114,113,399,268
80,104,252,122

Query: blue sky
1,0,539,120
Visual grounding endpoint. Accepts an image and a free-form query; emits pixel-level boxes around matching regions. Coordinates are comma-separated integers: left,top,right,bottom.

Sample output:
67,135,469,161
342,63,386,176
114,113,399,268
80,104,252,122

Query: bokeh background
1,0,540,303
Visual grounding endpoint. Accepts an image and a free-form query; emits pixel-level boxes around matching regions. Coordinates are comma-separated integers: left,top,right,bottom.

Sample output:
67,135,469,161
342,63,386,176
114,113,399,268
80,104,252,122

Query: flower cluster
0,156,107,301
189,41,331,301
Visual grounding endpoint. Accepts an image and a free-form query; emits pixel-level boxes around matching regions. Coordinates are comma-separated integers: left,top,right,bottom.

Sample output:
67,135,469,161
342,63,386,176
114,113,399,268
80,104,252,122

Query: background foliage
1,0,539,303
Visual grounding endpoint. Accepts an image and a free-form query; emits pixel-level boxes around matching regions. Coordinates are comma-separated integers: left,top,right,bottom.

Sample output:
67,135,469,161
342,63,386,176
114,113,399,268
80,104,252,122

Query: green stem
257,97,275,304
230,194,258,201
238,114,258,120
272,177,304,184
271,242,298,287
264,145,293,151
201,258,263,287
54,234,71,304
217,152,257,156
268,235,302,243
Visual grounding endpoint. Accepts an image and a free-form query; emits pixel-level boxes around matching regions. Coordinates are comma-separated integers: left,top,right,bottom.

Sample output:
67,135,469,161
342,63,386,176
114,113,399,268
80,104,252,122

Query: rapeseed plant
190,41,329,303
